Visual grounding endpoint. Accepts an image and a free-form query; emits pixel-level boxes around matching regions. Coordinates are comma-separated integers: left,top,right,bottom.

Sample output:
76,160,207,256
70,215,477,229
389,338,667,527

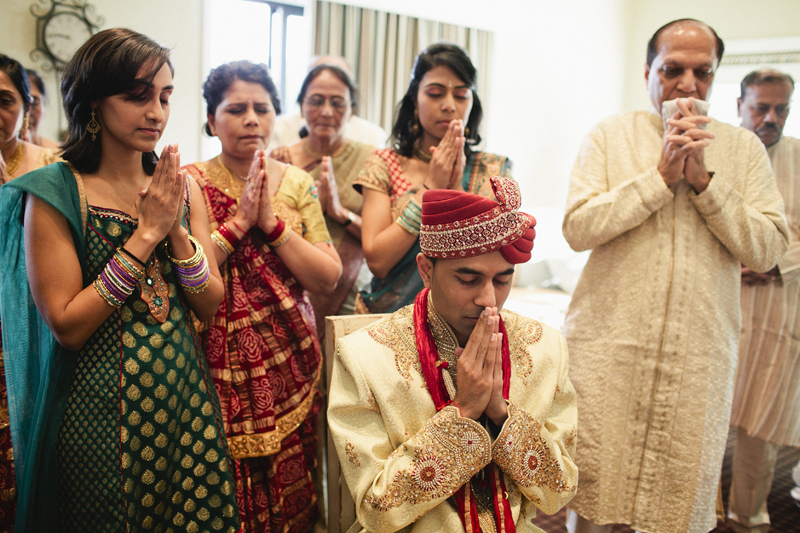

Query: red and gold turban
419,176,536,264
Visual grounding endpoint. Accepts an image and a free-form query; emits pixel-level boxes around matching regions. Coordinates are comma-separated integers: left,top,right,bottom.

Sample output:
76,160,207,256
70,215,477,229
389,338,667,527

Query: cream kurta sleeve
563,116,789,270
689,133,789,272
562,120,675,252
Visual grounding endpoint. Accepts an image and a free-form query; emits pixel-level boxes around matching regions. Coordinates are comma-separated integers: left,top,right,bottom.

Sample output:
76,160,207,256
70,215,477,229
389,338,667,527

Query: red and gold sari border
226,371,320,459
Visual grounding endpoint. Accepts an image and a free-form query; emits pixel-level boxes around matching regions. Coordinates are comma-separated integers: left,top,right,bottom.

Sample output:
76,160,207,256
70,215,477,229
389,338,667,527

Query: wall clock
30,0,103,72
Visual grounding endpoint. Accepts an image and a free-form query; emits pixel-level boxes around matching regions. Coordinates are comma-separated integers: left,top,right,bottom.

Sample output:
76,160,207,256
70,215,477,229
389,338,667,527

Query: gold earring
412,109,420,137
20,115,30,142
464,126,470,136
86,109,101,141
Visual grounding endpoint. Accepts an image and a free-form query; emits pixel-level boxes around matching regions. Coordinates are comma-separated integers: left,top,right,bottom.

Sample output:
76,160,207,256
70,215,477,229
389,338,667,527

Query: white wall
621,0,800,114
1,0,206,163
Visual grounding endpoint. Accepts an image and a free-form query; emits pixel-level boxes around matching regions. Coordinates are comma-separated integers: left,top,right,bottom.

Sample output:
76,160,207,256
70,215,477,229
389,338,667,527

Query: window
202,0,310,159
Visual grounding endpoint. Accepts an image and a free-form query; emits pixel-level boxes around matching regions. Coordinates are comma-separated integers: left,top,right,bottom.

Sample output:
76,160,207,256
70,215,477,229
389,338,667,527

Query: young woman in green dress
0,28,241,532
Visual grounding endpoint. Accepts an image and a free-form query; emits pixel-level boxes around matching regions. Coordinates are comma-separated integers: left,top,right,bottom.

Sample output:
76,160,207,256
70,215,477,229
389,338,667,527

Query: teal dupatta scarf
0,163,87,532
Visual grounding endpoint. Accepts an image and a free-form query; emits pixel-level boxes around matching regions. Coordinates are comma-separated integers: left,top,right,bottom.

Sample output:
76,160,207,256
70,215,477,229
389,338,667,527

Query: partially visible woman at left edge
0,52,60,533
0,29,241,532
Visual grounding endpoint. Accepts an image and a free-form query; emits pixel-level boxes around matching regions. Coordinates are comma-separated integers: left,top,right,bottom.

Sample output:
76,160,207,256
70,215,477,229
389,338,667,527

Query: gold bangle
93,277,123,308
211,230,234,255
270,226,293,248
267,223,292,247
166,234,204,267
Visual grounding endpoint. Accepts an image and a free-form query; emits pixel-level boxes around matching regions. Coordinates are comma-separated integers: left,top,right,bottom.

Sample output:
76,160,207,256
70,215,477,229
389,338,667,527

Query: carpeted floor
532,427,800,532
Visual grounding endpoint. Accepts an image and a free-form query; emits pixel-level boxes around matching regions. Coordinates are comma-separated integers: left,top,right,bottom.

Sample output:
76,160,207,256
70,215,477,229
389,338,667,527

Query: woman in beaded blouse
355,42,512,313
183,60,341,533
0,29,241,532
0,53,60,533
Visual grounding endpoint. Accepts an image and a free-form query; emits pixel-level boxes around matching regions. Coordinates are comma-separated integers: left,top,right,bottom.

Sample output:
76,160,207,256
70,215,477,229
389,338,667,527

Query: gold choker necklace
413,142,432,163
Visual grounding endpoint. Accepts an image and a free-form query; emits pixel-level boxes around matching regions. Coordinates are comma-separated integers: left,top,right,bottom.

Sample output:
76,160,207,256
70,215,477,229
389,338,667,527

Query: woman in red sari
183,60,341,533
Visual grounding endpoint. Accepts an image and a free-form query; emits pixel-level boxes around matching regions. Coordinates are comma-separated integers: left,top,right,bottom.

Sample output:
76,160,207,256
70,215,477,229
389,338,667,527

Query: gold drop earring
86,109,101,141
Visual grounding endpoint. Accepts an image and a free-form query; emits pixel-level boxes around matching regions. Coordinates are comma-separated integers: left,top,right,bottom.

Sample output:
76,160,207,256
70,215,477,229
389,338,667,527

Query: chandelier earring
20,114,30,142
86,109,101,141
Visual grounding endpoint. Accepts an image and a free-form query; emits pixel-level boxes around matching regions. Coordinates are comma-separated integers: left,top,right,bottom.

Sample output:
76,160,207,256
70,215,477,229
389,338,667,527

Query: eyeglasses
659,65,715,82
304,95,350,112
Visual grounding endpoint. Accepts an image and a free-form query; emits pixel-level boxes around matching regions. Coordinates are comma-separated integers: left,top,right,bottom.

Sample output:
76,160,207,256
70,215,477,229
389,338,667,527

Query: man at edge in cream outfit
562,19,789,533
728,68,800,533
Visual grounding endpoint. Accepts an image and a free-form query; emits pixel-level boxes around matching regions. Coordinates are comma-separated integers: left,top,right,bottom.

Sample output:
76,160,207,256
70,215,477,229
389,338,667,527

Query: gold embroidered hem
226,370,320,459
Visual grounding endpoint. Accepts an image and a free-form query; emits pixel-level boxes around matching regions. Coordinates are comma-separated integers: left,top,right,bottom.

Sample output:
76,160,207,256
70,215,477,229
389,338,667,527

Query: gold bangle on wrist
270,226,293,248
211,230,234,255
166,234,204,266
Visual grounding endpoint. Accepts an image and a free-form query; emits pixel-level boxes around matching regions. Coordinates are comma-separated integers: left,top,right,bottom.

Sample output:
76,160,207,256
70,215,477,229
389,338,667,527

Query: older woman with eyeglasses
271,63,376,326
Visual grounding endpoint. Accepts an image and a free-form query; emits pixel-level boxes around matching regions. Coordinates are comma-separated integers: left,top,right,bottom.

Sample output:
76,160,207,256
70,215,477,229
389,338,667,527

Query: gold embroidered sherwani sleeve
689,133,788,272
328,335,492,532
492,332,578,515
562,121,675,252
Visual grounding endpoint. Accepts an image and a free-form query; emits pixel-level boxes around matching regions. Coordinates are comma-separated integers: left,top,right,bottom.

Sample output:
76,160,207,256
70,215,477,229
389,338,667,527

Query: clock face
44,12,92,64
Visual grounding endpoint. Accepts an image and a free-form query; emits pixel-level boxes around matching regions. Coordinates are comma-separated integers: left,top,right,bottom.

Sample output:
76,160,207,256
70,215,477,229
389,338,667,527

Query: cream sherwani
328,304,578,532
562,111,789,533
731,135,800,446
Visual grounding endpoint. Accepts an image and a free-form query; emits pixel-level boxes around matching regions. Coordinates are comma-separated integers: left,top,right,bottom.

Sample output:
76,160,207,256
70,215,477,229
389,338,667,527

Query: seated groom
328,176,578,532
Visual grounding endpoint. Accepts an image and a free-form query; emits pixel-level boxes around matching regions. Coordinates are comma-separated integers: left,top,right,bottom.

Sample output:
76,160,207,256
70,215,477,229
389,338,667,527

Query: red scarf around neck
413,289,516,533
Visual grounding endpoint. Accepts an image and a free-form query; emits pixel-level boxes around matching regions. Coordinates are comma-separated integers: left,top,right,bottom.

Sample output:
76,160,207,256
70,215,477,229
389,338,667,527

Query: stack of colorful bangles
265,218,292,248
94,250,145,307
168,235,211,294
396,198,422,235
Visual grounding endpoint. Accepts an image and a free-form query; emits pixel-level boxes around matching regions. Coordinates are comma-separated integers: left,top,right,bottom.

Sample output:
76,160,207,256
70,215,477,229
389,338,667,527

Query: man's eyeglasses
659,65,715,82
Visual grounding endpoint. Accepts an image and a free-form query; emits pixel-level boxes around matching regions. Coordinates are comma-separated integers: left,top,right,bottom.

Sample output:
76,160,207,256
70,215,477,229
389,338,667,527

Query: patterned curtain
313,1,494,135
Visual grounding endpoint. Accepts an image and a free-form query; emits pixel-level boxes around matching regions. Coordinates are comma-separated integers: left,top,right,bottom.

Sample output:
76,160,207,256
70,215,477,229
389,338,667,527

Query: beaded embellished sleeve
329,334,492,531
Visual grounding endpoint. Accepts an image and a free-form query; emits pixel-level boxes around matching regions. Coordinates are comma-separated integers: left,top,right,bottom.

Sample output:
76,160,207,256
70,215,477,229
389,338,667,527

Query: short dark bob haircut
0,54,33,113
60,28,173,175
202,60,281,136
646,18,724,67
296,64,358,112
392,42,483,158
740,68,795,98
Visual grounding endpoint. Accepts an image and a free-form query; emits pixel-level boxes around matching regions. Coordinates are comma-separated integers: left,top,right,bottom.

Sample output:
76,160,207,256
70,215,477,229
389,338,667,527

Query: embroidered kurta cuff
364,405,491,513
689,173,732,214
634,167,675,213
492,401,577,515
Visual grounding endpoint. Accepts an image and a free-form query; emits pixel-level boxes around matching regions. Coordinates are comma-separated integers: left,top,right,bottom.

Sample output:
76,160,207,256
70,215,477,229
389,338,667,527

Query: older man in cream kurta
562,20,789,533
727,70,800,533
329,177,577,532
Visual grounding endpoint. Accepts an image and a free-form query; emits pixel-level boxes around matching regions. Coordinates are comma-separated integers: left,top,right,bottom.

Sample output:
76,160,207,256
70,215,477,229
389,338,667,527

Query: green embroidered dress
0,163,241,533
